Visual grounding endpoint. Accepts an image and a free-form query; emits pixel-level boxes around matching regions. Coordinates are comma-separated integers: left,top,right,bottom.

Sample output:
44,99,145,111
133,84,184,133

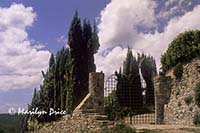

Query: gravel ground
130,124,200,133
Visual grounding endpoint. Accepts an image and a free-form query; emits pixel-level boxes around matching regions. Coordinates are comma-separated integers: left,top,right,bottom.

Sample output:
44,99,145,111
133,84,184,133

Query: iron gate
104,74,155,124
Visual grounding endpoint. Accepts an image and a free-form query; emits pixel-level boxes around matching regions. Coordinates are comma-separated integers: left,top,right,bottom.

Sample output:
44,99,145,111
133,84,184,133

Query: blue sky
0,0,110,53
0,0,200,113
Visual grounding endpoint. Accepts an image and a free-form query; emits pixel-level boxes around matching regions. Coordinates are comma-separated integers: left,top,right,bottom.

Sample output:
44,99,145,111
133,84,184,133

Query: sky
0,0,200,113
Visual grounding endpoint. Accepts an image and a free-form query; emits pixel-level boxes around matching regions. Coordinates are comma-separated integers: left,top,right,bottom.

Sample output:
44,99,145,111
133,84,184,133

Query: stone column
154,76,171,124
89,72,104,114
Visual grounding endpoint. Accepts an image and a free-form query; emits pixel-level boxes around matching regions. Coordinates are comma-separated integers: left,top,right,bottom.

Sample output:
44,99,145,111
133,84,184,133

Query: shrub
104,91,129,120
193,112,200,125
195,83,200,107
173,63,183,80
161,30,200,73
184,96,193,106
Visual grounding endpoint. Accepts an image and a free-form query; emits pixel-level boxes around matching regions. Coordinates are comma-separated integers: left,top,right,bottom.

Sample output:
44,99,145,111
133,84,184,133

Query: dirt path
130,124,200,133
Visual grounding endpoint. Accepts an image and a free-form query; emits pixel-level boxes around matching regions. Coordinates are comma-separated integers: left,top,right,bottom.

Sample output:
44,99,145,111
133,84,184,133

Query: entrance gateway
104,74,155,124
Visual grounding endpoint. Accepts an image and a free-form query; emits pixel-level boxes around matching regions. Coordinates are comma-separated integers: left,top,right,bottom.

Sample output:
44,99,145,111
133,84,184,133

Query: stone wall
34,72,113,133
35,113,113,133
164,58,200,125
74,72,104,114
154,58,200,125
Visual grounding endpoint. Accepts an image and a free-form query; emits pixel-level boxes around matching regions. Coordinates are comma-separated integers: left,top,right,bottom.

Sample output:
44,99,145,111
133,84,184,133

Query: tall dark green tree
115,48,143,111
88,21,100,72
32,53,56,122
28,11,100,126
68,11,86,108
65,52,74,114
138,54,157,106
68,11,100,109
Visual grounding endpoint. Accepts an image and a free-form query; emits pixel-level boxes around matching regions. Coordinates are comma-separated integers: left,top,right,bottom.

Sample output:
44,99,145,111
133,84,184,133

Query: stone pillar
89,72,104,114
154,76,171,124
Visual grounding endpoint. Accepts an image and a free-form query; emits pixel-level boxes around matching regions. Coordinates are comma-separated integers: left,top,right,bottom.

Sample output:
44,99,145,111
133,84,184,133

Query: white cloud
98,0,157,51
0,3,50,91
33,44,46,50
96,1,200,77
95,46,139,78
158,0,198,21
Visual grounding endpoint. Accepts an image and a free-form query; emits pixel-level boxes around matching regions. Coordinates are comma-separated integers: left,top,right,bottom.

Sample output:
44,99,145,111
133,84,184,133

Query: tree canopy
161,30,200,73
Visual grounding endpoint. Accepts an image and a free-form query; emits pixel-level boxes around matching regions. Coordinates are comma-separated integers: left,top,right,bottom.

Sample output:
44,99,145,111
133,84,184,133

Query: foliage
193,112,200,125
161,30,200,73
138,53,157,105
68,11,100,108
184,96,193,106
115,49,157,112
28,11,100,129
104,91,129,120
28,48,74,123
0,114,25,133
115,48,143,110
195,83,200,107
173,63,183,80
100,122,136,133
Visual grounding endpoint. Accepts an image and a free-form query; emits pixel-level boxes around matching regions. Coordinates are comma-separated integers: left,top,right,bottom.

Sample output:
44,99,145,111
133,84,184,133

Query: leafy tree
104,91,125,120
161,30,200,73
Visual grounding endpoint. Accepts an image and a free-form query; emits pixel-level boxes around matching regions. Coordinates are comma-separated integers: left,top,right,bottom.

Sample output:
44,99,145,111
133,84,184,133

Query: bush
173,63,183,80
184,96,193,106
193,112,200,125
195,83,200,107
161,30,200,73
104,91,129,120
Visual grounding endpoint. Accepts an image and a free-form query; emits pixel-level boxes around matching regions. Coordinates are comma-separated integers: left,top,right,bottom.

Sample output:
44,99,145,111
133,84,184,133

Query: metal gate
104,74,155,124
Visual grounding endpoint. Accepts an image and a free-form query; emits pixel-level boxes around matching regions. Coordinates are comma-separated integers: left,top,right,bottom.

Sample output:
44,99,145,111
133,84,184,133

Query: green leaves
68,11,99,108
161,30,200,73
116,48,143,109
173,63,183,80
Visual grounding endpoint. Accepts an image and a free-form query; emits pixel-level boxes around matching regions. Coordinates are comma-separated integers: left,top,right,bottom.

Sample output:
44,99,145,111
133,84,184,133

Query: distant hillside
0,114,25,133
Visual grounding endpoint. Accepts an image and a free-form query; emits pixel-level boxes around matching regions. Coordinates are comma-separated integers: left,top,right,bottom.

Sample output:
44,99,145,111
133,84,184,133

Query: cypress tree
68,11,100,109
66,51,74,114
68,11,85,108
88,21,100,72
138,54,157,106
116,48,143,111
